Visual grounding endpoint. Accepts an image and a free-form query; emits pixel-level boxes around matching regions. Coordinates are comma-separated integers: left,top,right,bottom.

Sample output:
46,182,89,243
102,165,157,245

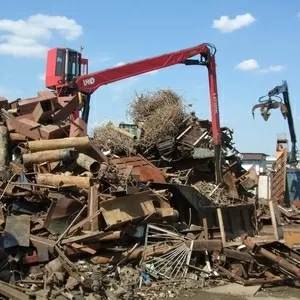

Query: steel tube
22,148,75,165
36,173,92,189
28,136,90,152
76,153,100,174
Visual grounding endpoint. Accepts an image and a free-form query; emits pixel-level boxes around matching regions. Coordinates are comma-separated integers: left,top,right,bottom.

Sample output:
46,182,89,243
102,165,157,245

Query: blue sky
1,1,300,155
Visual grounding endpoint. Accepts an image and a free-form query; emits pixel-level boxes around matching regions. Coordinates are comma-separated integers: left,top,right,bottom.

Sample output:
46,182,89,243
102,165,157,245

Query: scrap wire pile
93,89,187,153
193,181,237,206
93,123,136,155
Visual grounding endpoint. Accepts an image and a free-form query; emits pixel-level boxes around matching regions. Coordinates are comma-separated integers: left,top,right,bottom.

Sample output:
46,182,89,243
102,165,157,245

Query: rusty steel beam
69,117,87,137
32,99,55,123
243,238,300,278
28,136,90,152
218,265,283,286
51,96,79,123
36,173,94,189
75,153,100,174
17,94,59,116
7,117,69,140
22,148,75,166
222,248,254,262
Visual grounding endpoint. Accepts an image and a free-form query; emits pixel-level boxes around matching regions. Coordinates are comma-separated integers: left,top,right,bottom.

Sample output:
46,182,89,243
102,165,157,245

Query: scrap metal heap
0,91,298,299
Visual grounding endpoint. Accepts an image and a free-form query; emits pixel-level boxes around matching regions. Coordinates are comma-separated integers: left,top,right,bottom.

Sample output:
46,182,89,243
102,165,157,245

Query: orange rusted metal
110,154,166,183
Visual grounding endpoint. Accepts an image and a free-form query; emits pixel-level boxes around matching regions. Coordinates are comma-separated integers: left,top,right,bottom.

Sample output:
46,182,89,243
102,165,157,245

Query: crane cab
45,47,88,91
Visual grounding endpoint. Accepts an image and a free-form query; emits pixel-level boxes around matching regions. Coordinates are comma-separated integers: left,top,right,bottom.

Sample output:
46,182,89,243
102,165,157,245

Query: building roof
241,152,269,161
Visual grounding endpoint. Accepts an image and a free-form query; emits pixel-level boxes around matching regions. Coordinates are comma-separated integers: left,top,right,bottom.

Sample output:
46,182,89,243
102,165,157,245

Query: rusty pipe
22,148,75,165
28,136,90,152
36,173,93,189
76,153,100,174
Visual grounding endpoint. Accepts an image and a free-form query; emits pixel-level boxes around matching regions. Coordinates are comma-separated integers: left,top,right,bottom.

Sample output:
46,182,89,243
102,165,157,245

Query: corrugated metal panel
286,169,300,205
258,175,270,199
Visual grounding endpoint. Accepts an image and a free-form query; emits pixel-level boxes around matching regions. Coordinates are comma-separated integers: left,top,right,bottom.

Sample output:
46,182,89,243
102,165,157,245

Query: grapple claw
251,96,288,122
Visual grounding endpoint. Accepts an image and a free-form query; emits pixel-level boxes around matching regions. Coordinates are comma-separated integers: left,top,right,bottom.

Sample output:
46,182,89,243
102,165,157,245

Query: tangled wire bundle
93,124,135,155
128,89,186,147
93,89,186,153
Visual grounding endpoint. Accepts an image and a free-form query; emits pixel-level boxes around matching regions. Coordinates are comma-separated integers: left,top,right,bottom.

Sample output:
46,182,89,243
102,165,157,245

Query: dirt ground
172,285,300,300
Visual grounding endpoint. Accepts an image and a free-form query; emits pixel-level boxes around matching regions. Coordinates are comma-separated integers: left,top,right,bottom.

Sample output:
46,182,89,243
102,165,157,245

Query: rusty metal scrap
0,91,296,300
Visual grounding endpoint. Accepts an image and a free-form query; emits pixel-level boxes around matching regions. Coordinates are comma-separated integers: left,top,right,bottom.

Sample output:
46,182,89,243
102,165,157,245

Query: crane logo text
82,77,95,86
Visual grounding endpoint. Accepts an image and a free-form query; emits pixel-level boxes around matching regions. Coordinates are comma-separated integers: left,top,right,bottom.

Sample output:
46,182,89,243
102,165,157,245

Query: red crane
45,43,222,183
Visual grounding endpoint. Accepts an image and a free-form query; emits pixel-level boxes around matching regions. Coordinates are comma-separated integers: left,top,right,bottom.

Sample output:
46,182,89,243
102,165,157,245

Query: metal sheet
258,175,270,199
4,215,30,248
111,154,166,183
286,169,300,205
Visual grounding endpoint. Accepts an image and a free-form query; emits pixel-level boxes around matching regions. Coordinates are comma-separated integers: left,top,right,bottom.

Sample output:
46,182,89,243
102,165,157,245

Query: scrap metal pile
0,89,298,299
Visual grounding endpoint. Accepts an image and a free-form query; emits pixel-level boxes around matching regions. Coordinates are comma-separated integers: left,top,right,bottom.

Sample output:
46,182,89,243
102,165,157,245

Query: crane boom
76,44,211,93
45,42,222,183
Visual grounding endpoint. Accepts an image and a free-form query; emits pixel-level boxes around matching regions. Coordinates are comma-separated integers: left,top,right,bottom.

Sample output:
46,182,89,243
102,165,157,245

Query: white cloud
212,13,256,33
259,65,287,73
235,59,260,71
38,72,45,81
115,61,125,67
235,59,287,74
0,14,83,58
148,70,159,75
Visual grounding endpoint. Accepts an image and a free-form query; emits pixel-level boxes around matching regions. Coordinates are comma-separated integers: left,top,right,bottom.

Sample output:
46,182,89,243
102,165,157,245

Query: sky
0,1,300,156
